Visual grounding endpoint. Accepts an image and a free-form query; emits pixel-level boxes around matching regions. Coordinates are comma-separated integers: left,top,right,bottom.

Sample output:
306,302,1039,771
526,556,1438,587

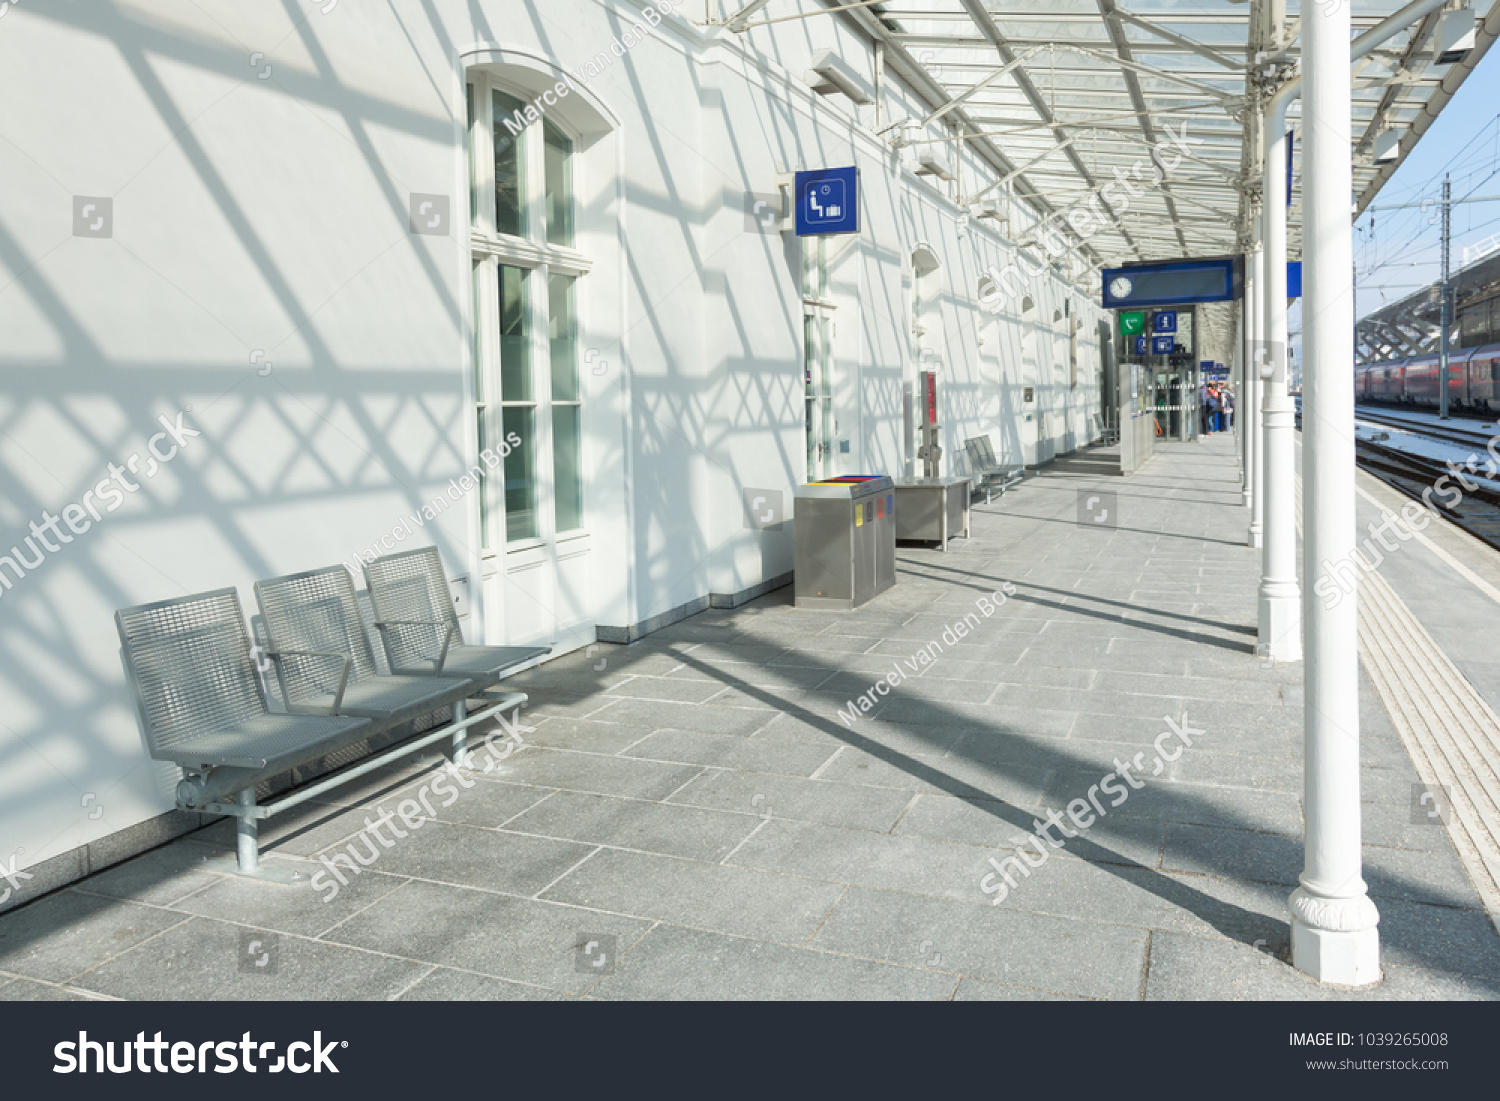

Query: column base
1247,522,1262,549
1255,580,1302,662
1289,887,1381,986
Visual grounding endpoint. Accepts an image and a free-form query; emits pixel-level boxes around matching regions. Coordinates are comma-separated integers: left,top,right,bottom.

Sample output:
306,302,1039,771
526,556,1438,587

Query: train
1355,344,1500,411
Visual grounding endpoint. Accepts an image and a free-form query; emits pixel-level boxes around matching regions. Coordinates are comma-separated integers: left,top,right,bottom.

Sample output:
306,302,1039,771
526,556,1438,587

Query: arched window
467,75,589,548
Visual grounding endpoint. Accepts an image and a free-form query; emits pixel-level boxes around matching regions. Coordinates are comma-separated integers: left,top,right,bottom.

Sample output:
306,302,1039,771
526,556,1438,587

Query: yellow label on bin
855,504,864,526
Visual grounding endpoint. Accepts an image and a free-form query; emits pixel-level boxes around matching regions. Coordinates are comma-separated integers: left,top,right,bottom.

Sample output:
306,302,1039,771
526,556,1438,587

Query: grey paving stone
1069,711,1202,744
890,795,1052,851
587,698,777,736
709,685,863,713
0,976,105,1001
728,818,1003,903
498,746,705,801
623,727,838,778
757,712,966,758
325,879,652,995
603,676,730,704
810,886,1149,1000
1040,771,1303,837
0,891,189,983
323,818,593,897
503,790,761,862
69,838,224,908
173,866,409,938
589,924,957,1000
520,693,619,720
1360,798,1468,854
665,662,835,689
384,771,554,829
1375,896,1500,980
540,848,846,944
878,700,1075,739
519,716,657,754
75,915,429,1001
666,769,913,833
951,977,1092,1000
814,744,1053,806
395,967,573,1000
1142,929,1499,1002
995,684,1184,720
1092,671,1286,705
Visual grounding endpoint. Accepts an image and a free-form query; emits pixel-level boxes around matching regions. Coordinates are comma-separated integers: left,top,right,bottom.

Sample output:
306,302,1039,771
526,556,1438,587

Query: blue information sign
1134,336,1148,356
1151,335,1175,355
1288,261,1302,299
1153,311,1177,334
795,166,859,237
1102,257,1242,308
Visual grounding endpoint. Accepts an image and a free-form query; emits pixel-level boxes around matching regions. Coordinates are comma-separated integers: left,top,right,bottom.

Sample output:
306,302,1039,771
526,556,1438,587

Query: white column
1259,117,1302,662
1244,246,1262,540
1292,0,1380,985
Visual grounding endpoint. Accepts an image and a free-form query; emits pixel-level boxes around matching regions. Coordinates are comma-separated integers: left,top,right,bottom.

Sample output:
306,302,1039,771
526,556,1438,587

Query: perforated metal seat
116,588,373,773
253,566,473,720
363,546,548,685
963,434,1024,503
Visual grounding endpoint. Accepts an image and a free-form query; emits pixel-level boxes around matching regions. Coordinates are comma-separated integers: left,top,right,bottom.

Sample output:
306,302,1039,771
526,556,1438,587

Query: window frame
466,73,593,554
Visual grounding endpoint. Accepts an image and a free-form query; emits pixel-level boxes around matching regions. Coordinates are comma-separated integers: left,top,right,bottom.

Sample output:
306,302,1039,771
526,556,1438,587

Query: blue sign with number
1152,335,1175,355
1153,311,1177,334
795,166,859,237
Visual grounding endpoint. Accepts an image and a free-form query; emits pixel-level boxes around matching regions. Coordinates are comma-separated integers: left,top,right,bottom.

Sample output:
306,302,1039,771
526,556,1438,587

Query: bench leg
449,698,469,768
236,788,259,873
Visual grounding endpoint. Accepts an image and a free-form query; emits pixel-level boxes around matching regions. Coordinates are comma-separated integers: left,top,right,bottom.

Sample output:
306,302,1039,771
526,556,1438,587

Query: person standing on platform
1200,379,1212,435
1222,385,1235,431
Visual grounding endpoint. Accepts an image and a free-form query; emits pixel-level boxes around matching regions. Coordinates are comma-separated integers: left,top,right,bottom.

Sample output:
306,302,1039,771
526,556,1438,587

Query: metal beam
958,0,1145,258
1114,7,1244,69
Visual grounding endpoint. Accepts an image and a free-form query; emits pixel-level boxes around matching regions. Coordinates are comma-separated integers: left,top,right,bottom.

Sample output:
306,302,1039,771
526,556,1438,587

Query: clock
1109,276,1133,300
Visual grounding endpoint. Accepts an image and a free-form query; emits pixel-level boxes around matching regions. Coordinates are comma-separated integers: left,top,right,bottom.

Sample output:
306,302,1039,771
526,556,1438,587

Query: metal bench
363,547,549,687
117,580,535,876
255,562,541,768
963,434,1025,503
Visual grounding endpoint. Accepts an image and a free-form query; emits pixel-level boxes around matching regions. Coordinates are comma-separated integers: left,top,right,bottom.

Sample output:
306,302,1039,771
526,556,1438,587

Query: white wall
0,0,1107,890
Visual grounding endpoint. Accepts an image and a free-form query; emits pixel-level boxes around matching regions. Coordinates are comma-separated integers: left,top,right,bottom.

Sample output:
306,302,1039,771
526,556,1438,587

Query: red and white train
1355,345,1500,411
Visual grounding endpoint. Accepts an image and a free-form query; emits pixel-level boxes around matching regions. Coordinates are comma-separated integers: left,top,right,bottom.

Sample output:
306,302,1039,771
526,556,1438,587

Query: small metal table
892,476,970,552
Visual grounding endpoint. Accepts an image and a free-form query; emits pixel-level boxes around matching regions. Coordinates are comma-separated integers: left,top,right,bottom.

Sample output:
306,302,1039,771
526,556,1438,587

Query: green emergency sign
1119,311,1145,336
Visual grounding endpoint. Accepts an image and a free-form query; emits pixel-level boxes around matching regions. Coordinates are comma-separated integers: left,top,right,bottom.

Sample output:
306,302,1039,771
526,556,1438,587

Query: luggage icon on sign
806,180,845,223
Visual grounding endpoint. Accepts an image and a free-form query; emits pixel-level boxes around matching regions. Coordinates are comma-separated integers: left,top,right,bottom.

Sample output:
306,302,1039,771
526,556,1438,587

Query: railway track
1354,436,1500,551
1353,406,1499,451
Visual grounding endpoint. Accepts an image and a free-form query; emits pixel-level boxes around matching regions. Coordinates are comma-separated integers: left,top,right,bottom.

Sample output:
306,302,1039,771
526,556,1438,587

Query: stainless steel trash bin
892,476,970,552
793,475,896,610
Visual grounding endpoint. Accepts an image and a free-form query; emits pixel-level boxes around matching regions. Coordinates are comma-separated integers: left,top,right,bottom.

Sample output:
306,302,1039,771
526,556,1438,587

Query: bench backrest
363,547,463,672
964,435,997,471
255,567,380,705
116,588,269,759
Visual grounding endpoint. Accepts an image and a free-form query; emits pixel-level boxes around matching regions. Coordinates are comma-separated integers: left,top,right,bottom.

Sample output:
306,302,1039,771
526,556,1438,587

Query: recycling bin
793,475,896,610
